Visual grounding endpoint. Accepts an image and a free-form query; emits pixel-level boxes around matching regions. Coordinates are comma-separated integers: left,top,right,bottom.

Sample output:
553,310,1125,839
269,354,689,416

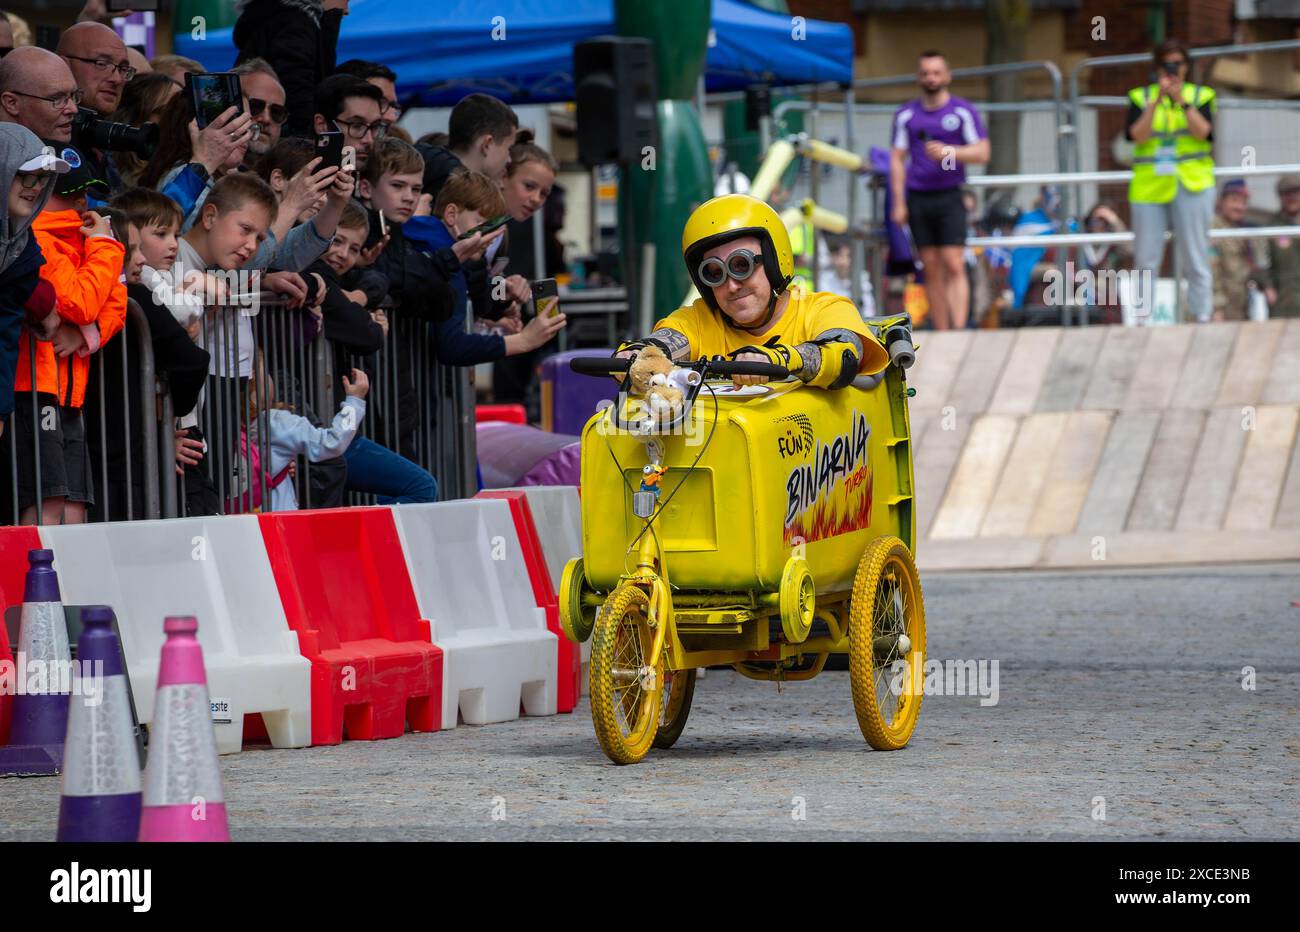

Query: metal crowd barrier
3,286,478,527
340,308,475,505
190,295,475,516
4,299,162,525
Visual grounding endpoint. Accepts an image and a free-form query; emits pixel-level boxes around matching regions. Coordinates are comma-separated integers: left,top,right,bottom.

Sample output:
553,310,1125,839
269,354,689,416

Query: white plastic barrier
504,486,590,694
391,500,557,726
41,516,311,755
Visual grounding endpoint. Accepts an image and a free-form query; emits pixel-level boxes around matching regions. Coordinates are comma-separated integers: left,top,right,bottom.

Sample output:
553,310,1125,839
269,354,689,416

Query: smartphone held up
187,72,244,129
315,130,346,171
531,278,561,319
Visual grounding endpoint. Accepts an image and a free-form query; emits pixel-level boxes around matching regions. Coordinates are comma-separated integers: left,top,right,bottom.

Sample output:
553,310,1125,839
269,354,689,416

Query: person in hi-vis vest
1125,39,1217,322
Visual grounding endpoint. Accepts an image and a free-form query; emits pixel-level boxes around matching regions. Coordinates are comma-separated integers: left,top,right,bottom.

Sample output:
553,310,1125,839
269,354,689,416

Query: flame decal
784,469,873,545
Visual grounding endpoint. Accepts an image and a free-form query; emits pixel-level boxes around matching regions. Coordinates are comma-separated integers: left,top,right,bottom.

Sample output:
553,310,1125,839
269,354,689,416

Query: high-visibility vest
788,218,814,283
1128,83,1216,204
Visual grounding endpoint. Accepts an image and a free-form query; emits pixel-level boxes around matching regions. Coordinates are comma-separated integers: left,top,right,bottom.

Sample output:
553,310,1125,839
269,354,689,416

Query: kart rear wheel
652,668,697,749
848,536,926,750
779,558,815,643
590,585,663,765
559,557,596,643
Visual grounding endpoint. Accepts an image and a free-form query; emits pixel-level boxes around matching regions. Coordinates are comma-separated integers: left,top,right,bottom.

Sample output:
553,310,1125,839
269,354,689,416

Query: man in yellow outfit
618,193,886,387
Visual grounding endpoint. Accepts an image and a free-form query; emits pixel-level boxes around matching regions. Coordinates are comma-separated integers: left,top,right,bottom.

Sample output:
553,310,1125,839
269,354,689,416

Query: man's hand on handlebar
730,351,772,387
613,348,637,383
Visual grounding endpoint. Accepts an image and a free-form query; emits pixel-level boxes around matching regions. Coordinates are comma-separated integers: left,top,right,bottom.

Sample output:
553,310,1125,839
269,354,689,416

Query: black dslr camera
72,107,160,159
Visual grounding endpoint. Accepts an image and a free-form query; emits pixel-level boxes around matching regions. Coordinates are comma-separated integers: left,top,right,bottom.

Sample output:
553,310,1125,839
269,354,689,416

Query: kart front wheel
848,536,926,750
590,585,663,765
652,668,697,749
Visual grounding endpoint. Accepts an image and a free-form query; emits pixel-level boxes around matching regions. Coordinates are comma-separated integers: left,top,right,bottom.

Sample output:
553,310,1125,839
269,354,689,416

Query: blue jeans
343,436,438,504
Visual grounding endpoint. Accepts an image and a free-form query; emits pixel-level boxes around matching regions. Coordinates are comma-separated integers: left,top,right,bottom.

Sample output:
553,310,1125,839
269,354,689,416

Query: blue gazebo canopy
175,0,855,106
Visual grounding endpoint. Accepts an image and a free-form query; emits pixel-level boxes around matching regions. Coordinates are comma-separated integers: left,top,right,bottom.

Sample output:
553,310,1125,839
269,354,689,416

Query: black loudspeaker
744,84,771,132
574,36,659,167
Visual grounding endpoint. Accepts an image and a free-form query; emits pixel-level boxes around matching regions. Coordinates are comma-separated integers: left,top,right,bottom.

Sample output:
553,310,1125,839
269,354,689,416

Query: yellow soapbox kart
559,316,925,765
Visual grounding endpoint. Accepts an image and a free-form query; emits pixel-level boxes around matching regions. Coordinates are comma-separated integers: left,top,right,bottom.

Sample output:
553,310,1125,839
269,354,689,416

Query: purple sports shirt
891,95,987,192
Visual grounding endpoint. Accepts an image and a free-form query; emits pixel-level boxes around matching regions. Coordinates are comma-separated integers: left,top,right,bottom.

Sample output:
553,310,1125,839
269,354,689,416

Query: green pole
615,0,713,331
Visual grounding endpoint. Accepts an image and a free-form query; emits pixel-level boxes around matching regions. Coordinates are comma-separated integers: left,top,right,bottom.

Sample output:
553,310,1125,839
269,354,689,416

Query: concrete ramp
909,320,1300,571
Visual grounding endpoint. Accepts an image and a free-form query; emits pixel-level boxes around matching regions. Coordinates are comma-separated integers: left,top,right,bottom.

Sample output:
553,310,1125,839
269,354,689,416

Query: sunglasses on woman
247,97,289,125
697,248,764,288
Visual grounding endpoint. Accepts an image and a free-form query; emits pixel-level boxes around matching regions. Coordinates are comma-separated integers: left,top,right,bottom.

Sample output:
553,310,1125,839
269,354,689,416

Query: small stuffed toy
645,371,685,421
628,346,691,423
628,345,674,395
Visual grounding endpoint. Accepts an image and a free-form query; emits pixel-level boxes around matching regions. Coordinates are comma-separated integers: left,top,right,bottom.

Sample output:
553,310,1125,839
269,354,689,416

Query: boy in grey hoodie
0,126,70,521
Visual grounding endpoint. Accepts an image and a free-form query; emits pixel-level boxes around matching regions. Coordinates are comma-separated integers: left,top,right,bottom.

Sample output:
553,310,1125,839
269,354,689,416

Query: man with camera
58,22,131,118
1125,39,1217,322
52,21,158,200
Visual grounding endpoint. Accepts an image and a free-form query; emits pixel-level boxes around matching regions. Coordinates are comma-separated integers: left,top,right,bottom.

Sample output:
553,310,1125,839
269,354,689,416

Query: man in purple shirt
890,50,990,329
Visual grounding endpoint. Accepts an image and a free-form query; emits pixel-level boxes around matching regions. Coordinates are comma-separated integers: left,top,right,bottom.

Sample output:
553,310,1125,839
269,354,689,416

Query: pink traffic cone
0,549,71,776
138,617,228,842
57,606,142,841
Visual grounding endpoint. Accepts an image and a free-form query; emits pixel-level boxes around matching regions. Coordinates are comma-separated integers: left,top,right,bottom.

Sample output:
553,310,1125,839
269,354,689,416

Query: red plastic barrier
0,526,43,745
258,508,442,745
476,404,527,425
475,490,580,713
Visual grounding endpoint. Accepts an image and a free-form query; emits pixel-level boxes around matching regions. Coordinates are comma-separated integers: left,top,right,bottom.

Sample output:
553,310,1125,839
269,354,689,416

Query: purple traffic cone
138,617,228,842
56,606,142,841
0,549,71,776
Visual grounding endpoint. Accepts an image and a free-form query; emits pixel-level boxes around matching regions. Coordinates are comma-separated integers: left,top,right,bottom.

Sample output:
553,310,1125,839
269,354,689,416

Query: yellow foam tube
800,138,863,171
749,139,796,202
802,201,849,234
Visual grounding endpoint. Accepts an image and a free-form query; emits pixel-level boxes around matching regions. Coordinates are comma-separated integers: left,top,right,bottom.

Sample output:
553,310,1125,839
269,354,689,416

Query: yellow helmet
682,194,794,314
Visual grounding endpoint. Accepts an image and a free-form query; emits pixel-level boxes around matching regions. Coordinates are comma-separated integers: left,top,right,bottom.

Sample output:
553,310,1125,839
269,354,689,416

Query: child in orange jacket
13,143,126,525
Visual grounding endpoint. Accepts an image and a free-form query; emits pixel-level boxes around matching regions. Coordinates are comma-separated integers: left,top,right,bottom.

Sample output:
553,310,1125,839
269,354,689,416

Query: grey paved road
2,564,1296,841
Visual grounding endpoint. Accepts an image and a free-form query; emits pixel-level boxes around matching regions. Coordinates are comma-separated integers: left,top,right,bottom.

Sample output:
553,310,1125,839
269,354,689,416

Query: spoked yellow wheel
589,585,664,764
652,668,696,749
848,536,926,750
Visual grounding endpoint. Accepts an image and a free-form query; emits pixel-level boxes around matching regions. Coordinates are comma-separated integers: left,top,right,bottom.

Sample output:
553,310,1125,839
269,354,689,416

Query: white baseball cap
18,151,72,174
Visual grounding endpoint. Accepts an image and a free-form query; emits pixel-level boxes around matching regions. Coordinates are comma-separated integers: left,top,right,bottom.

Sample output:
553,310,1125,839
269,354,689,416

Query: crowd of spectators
0,0,565,525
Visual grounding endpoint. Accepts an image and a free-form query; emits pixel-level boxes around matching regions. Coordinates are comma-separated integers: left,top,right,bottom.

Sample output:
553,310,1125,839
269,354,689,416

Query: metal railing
1065,37,1300,176
1064,38,1300,223
720,43,1300,328
754,61,1068,317
3,299,164,525
961,160,1300,324
965,222,1300,249
3,286,477,527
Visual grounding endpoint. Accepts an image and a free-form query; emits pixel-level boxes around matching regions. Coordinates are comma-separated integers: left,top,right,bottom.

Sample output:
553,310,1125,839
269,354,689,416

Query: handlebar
569,356,631,375
569,356,790,381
